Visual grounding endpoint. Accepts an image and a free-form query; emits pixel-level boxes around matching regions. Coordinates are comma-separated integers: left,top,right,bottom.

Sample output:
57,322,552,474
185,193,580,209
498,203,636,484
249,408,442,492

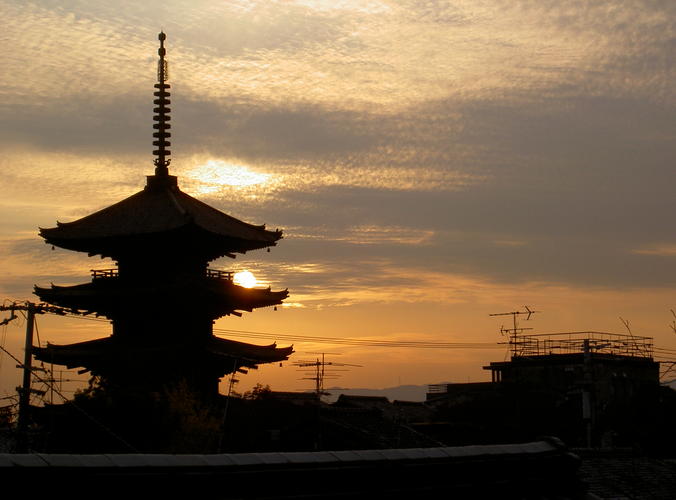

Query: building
32,33,293,398
427,331,661,448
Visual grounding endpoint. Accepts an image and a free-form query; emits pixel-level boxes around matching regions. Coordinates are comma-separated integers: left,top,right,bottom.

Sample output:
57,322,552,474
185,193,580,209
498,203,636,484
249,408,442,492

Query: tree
242,383,272,400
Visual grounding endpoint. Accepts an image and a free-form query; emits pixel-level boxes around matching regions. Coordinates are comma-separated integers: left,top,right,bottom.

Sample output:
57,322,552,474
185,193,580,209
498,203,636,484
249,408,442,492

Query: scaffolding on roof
507,331,653,359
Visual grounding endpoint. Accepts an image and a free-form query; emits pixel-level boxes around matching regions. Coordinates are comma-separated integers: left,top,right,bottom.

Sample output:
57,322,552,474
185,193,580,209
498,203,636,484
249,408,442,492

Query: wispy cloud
2,1,676,336
5,1,673,110
290,225,435,246
632,245,676,257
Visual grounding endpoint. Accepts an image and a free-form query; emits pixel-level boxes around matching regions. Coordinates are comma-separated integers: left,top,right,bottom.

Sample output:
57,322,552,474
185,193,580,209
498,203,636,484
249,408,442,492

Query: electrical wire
214,327,502,349
52,310,503,350
0,322,7,373
33,315,41,352
0,342,138,452
55,311,676,354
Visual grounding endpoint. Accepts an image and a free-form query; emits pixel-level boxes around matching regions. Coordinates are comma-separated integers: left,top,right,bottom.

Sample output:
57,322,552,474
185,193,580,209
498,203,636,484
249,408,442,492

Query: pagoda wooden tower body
33,33,292,397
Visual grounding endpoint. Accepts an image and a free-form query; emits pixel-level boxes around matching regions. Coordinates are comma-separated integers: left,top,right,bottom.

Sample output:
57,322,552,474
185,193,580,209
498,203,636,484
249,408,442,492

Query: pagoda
33,33,292,397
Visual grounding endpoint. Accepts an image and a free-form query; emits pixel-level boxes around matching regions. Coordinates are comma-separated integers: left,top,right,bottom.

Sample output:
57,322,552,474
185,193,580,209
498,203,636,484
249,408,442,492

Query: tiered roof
34,274,288,319
40,31,281,261
39,176,282,260
33,32,292,387
33,336,293,376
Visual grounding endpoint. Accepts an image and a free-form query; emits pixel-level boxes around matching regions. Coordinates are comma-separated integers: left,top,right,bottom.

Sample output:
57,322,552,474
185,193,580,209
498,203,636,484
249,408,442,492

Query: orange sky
2,1,676,402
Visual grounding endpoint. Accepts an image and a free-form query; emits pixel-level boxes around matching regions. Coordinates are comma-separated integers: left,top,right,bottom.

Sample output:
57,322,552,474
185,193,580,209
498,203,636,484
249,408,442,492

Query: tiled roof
33,335,293,371
0,439,584,497
39,176,281,257
33,278,288,318
576,449,676,499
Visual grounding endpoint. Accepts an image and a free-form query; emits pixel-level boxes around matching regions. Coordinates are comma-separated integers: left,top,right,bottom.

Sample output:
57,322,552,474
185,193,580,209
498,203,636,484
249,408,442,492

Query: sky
1,0,676,401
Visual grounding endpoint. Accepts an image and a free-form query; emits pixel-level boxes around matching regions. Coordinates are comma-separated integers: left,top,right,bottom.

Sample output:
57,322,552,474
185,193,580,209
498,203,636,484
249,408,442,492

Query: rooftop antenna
619,316,633,336
490,306,540,357
619,316,649,357
293,353,362,398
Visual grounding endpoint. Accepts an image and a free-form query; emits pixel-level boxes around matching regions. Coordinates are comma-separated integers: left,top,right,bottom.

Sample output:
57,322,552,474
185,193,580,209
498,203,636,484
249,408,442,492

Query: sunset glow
1,1,675,401
233,270,258,288
185,160,272,194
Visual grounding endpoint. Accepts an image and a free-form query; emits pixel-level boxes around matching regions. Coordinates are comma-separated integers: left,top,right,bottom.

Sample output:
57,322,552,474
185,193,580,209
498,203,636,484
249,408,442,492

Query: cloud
632,245,676,257
292,225,436,246
5,0,676,400
2,0,676,299
0,236,115,299
6,0,673,109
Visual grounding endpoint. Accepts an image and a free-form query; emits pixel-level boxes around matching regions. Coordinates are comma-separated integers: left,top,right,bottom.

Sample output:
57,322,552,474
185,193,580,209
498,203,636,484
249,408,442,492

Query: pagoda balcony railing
90,268,234,281
91,268,119,279
205,269,233,281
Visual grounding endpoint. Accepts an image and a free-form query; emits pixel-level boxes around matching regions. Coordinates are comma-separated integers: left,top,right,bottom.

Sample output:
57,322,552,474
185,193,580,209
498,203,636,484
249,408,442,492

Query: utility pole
1,300,70,452
294,353,362,451
582,338,592,448
295,353,362,398
16,303,35,452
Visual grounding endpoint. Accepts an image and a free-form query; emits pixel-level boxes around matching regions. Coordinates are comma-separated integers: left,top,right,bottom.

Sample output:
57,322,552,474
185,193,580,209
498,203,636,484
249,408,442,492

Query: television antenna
489,306,540,357
490,306,539,335
293,353,362,397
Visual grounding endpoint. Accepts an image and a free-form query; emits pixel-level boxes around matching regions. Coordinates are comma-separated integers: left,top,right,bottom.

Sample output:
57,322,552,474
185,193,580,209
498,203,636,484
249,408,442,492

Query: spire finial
152,31,171,176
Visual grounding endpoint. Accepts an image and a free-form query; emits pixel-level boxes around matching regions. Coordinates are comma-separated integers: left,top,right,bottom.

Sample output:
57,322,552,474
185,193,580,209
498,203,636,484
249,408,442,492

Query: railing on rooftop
90,268,234,281
509,331,653,359
428,384,449,393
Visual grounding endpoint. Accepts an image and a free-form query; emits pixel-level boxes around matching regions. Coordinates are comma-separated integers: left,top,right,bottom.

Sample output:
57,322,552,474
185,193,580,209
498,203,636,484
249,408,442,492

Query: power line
22,309,676,357
39,308,676,354
213,327,501,349
0,340,137,452
26,311,500,350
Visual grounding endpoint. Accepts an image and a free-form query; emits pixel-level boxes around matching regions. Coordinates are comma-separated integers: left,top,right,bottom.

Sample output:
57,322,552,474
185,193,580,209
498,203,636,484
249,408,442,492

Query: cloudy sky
1,0,675,398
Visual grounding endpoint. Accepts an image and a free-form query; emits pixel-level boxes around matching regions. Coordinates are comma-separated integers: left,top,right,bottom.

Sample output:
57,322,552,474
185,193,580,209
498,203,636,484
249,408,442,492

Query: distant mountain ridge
324,384,437,403
326,381,676,402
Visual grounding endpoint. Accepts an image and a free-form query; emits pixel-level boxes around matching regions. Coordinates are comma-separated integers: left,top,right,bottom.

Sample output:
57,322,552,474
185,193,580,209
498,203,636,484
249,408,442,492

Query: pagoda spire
152,32,171,176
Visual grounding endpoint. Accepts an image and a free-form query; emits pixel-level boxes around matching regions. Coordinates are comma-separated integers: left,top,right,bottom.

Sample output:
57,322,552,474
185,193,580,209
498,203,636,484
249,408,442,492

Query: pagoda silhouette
33,33,292,398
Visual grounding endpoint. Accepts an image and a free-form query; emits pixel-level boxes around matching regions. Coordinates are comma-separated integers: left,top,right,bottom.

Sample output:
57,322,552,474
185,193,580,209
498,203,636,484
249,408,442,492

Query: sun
233,270,258,288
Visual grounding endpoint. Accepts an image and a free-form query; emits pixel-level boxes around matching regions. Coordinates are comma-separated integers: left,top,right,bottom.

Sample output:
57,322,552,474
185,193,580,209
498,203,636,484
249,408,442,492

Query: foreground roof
0,439,585,498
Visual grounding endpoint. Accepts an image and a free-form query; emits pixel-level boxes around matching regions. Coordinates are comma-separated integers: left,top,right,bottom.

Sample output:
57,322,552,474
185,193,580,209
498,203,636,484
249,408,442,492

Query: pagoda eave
38,180,283,260
33,281,288,319
33,336,294,377
209,336,294,366
40,223,280,262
